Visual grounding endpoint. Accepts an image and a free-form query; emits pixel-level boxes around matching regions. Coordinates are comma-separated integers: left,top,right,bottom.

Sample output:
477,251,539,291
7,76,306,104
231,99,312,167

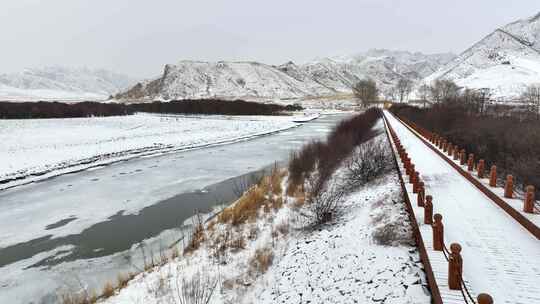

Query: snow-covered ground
102,132,431,304
421,12,540,99
0,66,135,101
0,113,299,190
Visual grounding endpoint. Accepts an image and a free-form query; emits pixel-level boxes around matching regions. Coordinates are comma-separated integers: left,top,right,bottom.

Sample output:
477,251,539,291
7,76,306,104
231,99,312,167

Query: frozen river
0,113,349,303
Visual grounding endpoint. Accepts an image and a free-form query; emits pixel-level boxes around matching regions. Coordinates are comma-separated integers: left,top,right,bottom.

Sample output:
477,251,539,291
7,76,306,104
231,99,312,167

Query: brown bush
249,247,274,274
116,273,129,289
287,108,382,197
101,282,115,298
218,185,266,226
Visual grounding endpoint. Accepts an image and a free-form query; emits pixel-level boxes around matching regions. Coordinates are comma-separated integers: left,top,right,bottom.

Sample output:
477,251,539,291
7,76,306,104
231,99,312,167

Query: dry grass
270,167,286,195
249,247,274,274
170,246,180,260
184,220,206,255
218,185,267,226
101,282,115,298
286,177,303,197
60,292,97,304
117,273,129,289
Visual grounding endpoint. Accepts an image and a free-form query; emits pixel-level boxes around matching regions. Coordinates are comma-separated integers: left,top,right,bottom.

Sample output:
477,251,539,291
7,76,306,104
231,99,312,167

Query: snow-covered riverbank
101,131,431,304
0,113,299,190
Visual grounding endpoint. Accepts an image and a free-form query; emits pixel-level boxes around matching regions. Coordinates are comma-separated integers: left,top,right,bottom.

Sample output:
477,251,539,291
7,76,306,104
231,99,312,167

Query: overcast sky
1,0,538,78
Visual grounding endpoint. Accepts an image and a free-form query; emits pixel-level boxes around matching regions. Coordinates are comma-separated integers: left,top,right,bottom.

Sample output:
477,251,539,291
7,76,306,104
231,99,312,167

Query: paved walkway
384,110,540,304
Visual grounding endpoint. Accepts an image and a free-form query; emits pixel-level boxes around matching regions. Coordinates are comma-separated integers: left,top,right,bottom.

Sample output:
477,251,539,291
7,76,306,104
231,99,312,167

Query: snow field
0,113,298,189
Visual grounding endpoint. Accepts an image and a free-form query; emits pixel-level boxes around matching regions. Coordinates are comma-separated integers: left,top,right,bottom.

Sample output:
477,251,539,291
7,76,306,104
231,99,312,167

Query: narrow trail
384,110,540,304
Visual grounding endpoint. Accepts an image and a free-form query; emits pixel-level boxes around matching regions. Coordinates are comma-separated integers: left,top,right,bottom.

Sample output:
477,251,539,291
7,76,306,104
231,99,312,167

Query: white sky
1,0,539,78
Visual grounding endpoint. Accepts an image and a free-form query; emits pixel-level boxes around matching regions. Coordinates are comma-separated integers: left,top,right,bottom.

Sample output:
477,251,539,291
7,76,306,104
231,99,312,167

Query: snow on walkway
384,110,540,304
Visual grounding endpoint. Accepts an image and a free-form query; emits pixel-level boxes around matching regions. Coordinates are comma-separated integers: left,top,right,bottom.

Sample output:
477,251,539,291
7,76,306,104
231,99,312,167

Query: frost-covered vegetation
91,109,430,304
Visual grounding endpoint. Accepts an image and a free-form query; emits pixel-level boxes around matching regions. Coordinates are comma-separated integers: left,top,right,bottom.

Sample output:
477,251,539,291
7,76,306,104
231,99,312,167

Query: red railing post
417,181,425,207
447,143,452,156
413,172,420,193
524,185,535,213
433,213,444,251
424,195,433,225
409,164,415,181
467,154,474,171
477,159,485,178
504,175,513,198
477,294,493,304
453,146,459,160
448,243,463,290
460,149,466,166
489,165,497,187
443,140,448,153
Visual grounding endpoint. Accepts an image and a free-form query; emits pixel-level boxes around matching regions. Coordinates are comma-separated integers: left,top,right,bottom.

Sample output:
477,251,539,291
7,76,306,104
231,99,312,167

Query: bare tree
353,79,379,107
417,83,431,107
429,79,460,103
385,86,398,103
396,78,413,103
476,88,492,115
521,84,540,120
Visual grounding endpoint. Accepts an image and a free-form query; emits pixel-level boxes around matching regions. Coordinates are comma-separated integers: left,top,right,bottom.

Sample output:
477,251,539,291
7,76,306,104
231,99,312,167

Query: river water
0,114,349,303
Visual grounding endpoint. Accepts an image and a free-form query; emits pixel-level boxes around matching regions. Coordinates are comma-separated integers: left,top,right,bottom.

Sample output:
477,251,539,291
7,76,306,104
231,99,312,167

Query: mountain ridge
116,50,455,102
0,66,137,101
423,12,540,98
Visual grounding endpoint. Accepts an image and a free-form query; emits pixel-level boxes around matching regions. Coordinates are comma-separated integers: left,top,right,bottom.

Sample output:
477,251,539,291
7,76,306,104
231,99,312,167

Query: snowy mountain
0,67,136,101
285,50,455,96
423,12,540,98
116,50,455,102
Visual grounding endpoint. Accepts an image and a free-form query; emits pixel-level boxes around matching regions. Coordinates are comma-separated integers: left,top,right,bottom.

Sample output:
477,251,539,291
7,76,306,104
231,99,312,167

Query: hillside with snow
284,50,455,96
0,67,136,101
423,12,540,99
116,50,455,102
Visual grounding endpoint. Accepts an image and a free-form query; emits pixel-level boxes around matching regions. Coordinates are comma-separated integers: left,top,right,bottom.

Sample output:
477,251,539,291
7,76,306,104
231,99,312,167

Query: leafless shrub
287,108,382,195
299,175,345,227
174,270,218,304
372,222,413,246
344,139,393,192
249,247,274,274
184,213,206,255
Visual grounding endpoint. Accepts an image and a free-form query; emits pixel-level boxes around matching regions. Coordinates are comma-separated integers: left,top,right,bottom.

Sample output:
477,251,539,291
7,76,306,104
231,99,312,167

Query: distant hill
115,50,455,102
0,66,136,101
423,12,540,99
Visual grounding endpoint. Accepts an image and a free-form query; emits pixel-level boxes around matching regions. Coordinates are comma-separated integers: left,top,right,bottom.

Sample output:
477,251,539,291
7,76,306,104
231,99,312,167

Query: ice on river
0,113,298,189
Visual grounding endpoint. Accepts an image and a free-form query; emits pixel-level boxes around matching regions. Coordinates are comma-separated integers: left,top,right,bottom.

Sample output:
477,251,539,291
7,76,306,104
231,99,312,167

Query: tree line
0,99,303,119
390,103,540,197
353,77,540,119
